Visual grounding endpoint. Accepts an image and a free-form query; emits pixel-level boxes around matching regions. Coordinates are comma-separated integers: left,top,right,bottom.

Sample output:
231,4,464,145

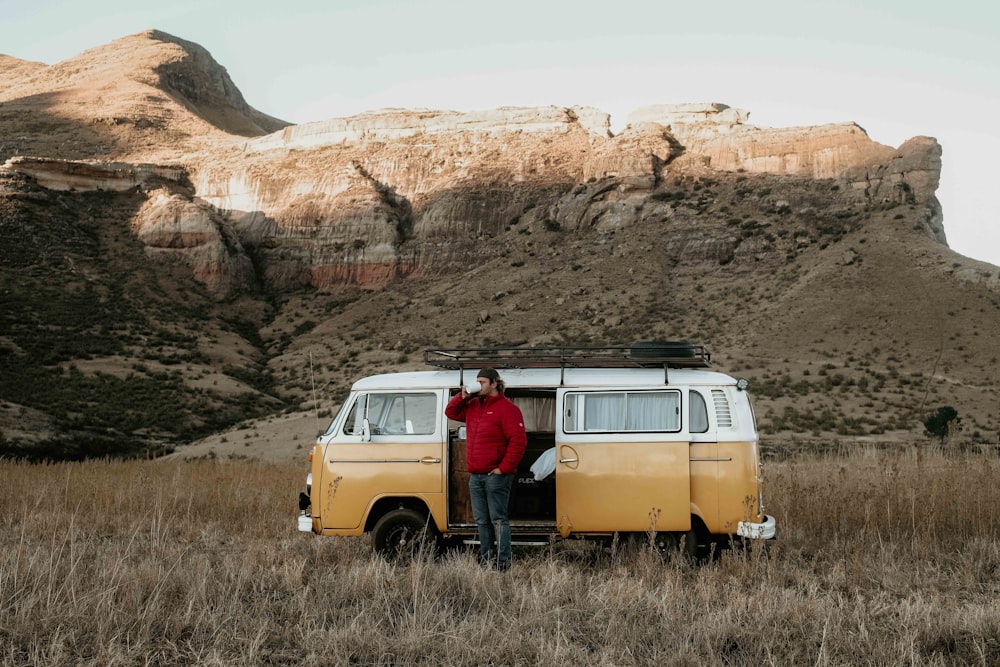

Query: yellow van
297,344,775,557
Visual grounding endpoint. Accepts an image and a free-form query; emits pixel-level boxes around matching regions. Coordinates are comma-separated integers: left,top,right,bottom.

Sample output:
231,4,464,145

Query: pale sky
2,0,998,267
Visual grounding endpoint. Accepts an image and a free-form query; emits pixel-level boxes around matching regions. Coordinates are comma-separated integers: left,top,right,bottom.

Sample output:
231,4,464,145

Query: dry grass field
3,447,1000,666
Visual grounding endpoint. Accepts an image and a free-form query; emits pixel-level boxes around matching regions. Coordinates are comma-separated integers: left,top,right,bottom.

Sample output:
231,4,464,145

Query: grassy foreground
2,447,1000,666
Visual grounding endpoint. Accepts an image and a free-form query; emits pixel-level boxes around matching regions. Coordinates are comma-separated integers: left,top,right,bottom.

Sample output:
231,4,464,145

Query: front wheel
371,508,438,560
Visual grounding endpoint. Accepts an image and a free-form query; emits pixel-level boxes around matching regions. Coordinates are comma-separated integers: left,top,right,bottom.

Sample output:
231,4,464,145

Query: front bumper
736,514,776,540
298,514,313,533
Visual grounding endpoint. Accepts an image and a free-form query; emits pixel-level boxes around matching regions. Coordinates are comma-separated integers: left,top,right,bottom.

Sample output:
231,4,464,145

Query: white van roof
352,367,739,391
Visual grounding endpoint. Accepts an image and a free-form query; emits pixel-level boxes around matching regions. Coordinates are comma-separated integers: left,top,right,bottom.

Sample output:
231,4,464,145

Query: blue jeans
469,473,513,565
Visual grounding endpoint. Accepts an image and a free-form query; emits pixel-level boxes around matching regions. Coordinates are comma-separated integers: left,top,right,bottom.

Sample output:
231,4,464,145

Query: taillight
308,450,313,462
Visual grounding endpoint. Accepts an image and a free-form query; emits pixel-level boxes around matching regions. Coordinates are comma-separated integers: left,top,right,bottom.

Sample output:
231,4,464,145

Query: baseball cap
477,368,501,382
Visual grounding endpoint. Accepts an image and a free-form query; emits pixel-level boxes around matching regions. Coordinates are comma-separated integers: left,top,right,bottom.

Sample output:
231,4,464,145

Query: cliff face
2,101,945,299
0,31,946,300
180,102,945,296
3,156,253,299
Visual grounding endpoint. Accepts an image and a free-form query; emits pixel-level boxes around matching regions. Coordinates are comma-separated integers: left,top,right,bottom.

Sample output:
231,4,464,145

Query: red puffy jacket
446,391,527,474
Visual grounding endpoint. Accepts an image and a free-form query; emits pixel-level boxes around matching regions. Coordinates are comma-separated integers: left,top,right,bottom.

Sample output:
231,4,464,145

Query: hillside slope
0,30,287,163
0,32,997,460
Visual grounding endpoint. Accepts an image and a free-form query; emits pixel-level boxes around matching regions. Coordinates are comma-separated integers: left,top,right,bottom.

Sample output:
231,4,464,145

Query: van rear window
564,390,681,433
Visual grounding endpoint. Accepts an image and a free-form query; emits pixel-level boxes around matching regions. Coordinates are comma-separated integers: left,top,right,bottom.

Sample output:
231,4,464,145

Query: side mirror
361,418,372,442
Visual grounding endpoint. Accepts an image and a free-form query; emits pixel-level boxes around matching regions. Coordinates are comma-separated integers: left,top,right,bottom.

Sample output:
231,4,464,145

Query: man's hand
490,467,503,475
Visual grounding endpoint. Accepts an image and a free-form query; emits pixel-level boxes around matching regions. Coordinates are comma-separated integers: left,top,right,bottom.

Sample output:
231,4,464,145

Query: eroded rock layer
182,103,944,296
0,29,945,300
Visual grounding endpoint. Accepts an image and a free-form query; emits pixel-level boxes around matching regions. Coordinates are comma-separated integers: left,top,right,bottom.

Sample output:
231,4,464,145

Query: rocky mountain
0,30,286,162
1,30,997,460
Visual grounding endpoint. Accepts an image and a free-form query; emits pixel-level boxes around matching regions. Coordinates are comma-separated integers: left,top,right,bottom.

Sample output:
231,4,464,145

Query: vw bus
297,344,776,556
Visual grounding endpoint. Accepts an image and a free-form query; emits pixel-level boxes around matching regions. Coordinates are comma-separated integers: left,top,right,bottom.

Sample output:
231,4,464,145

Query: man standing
445,368,527,570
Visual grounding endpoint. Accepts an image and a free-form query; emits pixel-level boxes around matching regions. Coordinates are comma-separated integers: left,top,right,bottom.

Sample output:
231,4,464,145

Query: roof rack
424,343,710,384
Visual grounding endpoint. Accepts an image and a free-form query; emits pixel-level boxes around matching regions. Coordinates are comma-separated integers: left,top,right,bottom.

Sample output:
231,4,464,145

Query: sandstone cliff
181,102,945,296
0,33,947,300
1,99,946,300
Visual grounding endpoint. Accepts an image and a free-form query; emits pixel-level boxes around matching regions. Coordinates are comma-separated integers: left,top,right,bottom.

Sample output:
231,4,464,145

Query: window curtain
511,397,557,432
628,392,677,430
566,391,680,432
584,393,625,430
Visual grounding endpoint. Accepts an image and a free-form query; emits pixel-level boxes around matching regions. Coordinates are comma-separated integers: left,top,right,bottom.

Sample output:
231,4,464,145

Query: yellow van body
298,346,775,555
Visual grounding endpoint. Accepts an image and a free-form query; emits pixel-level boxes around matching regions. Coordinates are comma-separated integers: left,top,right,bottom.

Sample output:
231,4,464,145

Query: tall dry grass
2,447,1000,666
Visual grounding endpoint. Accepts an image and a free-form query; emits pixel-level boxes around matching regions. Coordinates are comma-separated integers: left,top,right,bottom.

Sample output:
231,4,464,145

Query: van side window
689,390,709,433
564,390,681,433
343,392,437,436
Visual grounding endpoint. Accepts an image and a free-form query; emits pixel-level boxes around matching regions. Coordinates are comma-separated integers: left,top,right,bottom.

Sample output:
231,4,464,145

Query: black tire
650,529,698,559
371,508,438,560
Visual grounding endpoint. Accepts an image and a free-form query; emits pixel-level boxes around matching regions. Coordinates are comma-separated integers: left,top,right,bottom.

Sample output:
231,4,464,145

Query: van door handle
558,457,578,464
420,457,441,464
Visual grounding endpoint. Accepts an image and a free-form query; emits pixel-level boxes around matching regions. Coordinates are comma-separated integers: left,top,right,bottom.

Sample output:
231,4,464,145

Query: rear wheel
650,530,698,559
371,508,438,560
616,530,697,561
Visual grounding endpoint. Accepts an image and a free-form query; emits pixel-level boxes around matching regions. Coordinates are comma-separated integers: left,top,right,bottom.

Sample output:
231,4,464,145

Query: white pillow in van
530,447,556,481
